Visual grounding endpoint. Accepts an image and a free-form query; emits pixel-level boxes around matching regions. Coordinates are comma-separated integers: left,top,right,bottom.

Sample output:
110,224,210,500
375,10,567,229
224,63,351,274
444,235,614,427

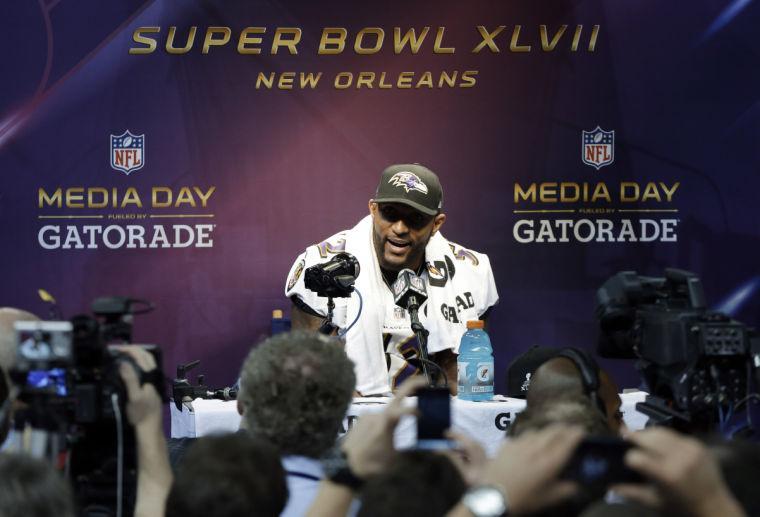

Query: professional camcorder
304,252,360,298
304,252,361,335
10,296,165,516
596,268,760,433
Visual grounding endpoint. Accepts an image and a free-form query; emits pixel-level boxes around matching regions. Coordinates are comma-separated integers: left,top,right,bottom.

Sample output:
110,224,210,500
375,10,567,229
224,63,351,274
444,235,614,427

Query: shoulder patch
287,259,305,291
448,242,479,266
315,236,347,258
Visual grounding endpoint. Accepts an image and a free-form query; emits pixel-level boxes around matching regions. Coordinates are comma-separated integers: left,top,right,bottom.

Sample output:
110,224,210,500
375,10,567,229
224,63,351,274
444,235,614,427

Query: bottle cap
466,320,484,329
272,309,283,319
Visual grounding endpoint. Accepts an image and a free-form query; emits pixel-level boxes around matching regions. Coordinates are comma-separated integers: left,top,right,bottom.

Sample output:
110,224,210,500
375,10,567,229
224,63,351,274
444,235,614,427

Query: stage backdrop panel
1,0,758,393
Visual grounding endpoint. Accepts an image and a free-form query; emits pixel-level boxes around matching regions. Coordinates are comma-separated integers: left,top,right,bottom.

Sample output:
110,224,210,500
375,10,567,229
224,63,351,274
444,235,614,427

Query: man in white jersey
285,164,499,395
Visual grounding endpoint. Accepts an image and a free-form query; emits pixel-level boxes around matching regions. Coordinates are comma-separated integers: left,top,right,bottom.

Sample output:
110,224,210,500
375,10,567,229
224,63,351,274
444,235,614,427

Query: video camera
304,252,360,298
304,252,361,335
9,297,165,516
596,268,760,433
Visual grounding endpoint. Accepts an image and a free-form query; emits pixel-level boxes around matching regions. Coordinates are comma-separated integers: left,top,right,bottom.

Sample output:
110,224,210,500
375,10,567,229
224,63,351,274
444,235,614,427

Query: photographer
113,345,173,517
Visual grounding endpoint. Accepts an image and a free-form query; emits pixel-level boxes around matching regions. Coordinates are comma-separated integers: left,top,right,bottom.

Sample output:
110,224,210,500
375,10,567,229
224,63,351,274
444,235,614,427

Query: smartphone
561,436,643,487
416,386,454,450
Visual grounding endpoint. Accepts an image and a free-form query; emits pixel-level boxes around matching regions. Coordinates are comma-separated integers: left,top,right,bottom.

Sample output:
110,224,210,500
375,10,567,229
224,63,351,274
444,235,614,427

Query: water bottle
270,309,291,335
457,320,494,401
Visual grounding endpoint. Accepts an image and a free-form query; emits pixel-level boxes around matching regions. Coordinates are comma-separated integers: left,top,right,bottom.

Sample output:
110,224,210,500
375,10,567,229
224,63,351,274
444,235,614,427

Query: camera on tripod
596,268,760,433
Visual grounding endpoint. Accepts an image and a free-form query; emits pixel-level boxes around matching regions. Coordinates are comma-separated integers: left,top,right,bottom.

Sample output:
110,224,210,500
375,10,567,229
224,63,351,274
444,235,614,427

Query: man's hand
307,376,425,517
613,427,745,517
342,376,425,478
431,349,458,395
449,425,583,517
114,346,162,429
443,430,488,487
484,425,583,515
112,345,172,517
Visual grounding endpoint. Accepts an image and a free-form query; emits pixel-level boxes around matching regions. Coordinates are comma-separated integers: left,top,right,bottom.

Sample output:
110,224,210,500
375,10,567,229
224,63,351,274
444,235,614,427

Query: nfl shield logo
582,126,614,170
110,131,145,175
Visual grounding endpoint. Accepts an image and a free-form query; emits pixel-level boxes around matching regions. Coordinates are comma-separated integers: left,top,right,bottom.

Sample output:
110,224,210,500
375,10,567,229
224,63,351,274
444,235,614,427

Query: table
171,391,649,457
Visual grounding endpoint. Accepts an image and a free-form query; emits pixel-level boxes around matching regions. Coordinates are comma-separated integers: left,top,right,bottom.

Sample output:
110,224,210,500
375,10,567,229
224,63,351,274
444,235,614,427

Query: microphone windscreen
392,269,428,308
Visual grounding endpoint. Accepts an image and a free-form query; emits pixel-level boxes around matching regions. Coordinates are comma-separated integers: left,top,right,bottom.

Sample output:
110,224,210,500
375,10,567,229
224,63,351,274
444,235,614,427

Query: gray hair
0,453,75,517
509,395,612,437
238,331,356,458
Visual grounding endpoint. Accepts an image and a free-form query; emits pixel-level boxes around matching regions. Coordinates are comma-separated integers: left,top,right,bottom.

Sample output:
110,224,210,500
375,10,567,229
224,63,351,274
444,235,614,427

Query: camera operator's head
509,395,613,438
237,330,356,458
165,432,287,517
0,453,75,517
526,352,624,434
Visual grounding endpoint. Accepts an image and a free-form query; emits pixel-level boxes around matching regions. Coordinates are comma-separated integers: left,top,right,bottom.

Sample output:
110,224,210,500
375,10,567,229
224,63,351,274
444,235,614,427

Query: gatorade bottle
457,320,494,401
270,309,291,335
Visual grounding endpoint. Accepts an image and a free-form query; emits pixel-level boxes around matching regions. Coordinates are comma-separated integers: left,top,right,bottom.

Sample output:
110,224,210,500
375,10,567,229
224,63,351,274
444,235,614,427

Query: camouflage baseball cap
372,164,443,216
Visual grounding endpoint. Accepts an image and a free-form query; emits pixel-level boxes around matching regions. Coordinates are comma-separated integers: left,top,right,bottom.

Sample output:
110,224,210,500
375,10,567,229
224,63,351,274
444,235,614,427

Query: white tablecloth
171,391,649,457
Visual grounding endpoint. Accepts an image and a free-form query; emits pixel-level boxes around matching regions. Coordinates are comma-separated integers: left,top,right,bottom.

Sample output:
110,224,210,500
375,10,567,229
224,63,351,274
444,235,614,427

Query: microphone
305,252,361,298
392,268,428,311
392,269,434,385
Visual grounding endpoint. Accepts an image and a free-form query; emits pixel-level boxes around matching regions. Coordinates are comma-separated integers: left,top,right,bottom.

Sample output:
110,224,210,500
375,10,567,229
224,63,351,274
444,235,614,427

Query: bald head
527,356,624,433
526,357,585,406
0,308,40,373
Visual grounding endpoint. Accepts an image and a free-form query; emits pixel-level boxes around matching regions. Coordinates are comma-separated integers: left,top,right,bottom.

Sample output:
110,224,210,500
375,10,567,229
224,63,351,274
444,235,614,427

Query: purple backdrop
1,0,759,398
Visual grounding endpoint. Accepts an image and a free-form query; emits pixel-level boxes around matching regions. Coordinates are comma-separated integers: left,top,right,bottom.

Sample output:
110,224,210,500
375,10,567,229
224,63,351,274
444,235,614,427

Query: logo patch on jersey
287,259,305,291
394,307,406,319
428,262,445,280
388,171,429,195
427,260,452,288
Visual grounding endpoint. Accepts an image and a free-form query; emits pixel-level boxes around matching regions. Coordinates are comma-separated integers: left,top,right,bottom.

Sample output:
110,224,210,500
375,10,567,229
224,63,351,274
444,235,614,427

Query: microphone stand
408,295,433,386
319,296,338,335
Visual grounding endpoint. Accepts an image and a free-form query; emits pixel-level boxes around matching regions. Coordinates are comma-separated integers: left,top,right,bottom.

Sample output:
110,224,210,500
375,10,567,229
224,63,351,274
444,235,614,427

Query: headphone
555,347,607,416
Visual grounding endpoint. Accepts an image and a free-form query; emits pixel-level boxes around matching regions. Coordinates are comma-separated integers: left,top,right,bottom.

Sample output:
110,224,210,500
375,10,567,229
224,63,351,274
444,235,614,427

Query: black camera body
11,297,164,515
596,269,760,431
13,298,163,422
304,252,360,298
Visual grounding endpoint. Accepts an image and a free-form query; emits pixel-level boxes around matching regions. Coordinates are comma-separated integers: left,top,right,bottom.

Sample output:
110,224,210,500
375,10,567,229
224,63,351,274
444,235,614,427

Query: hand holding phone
560,436,642,488
416,386,455,450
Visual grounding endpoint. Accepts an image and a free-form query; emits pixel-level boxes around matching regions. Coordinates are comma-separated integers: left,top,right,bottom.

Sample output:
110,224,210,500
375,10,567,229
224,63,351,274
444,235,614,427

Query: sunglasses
377,204,433,230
